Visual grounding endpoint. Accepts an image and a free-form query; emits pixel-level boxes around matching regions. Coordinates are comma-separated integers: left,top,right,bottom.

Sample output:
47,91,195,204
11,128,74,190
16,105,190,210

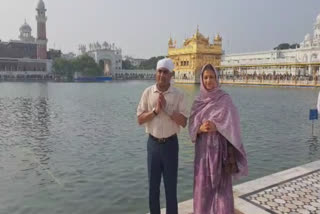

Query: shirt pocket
165,101,178,115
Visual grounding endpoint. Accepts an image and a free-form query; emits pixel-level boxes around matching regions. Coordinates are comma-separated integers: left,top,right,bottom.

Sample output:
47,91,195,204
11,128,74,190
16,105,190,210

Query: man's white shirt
137,84,188,138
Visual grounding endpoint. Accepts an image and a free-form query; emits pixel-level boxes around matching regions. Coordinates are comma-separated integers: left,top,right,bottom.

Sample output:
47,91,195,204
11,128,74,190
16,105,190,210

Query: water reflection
175,83,199,96
32,97,51,165
306,136,319,158
0,96,52,167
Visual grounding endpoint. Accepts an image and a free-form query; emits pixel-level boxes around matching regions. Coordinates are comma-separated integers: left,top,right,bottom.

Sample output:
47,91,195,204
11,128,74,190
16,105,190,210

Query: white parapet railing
220,79,320,86
174,79,197,84
0,71,48,74
112,69,156,80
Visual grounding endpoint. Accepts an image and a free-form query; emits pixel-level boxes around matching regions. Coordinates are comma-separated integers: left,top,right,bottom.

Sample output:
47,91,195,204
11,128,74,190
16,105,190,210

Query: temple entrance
99,59,112,76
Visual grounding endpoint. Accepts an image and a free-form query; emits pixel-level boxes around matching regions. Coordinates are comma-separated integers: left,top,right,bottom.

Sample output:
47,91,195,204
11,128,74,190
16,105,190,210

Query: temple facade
218,13,320,81
0,0,52,80
79,42,122,76
168,27,223,83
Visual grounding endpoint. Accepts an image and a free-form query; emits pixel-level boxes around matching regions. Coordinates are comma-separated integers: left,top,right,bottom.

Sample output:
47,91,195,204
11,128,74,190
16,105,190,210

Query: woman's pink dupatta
188,65,248,179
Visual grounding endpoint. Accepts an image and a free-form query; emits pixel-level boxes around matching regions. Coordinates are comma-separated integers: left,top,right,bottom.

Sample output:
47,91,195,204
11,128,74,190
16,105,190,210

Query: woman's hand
205,121,217,132
198,121,217,133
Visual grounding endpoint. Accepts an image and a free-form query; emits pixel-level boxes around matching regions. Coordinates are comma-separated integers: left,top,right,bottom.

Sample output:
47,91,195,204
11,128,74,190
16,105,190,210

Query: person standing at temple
189,64,248,214
137,58,188,214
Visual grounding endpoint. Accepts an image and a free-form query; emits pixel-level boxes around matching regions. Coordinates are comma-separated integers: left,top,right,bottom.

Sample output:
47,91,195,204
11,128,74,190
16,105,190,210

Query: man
137,58,188,214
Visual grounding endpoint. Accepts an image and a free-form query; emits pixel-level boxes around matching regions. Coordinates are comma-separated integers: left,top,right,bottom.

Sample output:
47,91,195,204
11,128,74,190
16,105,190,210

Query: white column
308,65,312,75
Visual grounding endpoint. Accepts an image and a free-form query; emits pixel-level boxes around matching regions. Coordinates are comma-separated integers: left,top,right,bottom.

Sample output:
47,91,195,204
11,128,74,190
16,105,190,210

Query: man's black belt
149,134,177,144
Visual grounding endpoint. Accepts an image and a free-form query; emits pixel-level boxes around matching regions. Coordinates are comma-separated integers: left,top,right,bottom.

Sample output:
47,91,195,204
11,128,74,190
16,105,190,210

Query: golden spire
193,25,200,39
168,35,173,47
214,33,222,41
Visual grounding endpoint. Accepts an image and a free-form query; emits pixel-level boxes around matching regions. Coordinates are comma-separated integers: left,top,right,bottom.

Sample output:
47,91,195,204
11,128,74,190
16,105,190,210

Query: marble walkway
153,160,320,214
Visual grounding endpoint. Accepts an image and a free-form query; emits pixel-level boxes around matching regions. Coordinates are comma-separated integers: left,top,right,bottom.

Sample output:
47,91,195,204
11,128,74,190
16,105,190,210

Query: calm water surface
0,81,319,214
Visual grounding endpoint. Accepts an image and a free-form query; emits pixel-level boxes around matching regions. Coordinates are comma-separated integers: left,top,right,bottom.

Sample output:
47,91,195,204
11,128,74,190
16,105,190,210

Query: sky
0,0,319,59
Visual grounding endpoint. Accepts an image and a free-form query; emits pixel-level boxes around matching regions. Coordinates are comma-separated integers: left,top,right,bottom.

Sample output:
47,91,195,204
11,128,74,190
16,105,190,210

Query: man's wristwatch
152,107,158,116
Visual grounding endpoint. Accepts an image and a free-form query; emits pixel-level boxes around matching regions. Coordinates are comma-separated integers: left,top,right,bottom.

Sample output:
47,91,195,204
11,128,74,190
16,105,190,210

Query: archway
311,53,318,62
99,59,112,76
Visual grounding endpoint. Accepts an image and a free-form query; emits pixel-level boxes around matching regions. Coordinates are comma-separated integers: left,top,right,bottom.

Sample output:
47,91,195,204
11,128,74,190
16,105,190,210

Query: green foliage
52,58,74,81
290,43,300,49
138,56,165,69
73,54,103,77
52,54,103,81
122,59,136,69
99,60,105,70
274,43,290,50
274,43,300,50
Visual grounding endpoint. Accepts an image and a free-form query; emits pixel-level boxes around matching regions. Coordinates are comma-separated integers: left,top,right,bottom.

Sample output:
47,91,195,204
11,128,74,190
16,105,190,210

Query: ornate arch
303,54,308,62
311,53,318,62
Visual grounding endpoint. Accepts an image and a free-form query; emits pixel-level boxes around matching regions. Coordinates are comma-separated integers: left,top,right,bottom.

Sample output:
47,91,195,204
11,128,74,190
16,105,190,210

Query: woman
188,64,248,214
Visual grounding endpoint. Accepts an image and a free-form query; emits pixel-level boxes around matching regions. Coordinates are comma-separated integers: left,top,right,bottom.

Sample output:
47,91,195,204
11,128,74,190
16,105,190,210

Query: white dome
304,33,311,41
316,13,320,23
19,21,32,33
37,0,46,10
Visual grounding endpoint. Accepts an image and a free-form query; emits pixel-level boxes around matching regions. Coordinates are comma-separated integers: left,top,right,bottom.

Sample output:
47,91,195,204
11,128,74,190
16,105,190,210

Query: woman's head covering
200,63,220,92
188,64,248,179
198,64,224,102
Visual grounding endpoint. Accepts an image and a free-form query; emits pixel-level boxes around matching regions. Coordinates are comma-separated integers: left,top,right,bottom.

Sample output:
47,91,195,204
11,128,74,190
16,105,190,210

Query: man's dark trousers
147,134,179,214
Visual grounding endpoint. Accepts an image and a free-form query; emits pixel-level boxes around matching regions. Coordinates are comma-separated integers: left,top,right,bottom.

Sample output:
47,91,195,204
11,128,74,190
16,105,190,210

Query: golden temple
168,27,223,83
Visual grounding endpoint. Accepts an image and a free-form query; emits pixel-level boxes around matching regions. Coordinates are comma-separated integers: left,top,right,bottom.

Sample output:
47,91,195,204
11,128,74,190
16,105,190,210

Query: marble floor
234,160,320,214
239,170,320,213
149,160,320,214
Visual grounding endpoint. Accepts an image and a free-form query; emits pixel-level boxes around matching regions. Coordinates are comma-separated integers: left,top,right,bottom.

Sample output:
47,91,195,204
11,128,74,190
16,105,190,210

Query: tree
273,43,300,50
290,43,300,49
122,59,135,69
99,60,105,71
52,58,75,81
73,54,103,76
274,43,290,50
52,54,103,81
138,56,165,69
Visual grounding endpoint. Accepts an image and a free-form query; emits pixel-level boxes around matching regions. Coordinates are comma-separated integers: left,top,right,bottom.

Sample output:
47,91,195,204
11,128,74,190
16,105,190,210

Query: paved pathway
234,160,320,214
150,160,320,214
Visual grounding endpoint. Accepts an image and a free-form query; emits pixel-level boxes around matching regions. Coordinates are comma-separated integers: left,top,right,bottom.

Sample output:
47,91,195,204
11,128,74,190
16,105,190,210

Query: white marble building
220,13,320,77
123,56,145,67
79,42,122,76
0,0,52,80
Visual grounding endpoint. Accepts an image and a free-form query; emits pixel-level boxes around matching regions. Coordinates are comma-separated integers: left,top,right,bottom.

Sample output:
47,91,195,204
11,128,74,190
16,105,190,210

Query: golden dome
168,37,173,46
214,34,222,41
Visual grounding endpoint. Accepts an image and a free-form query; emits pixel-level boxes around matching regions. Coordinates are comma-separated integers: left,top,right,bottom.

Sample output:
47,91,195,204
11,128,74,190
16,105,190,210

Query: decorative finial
215,33,222,41
168,34,173,46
